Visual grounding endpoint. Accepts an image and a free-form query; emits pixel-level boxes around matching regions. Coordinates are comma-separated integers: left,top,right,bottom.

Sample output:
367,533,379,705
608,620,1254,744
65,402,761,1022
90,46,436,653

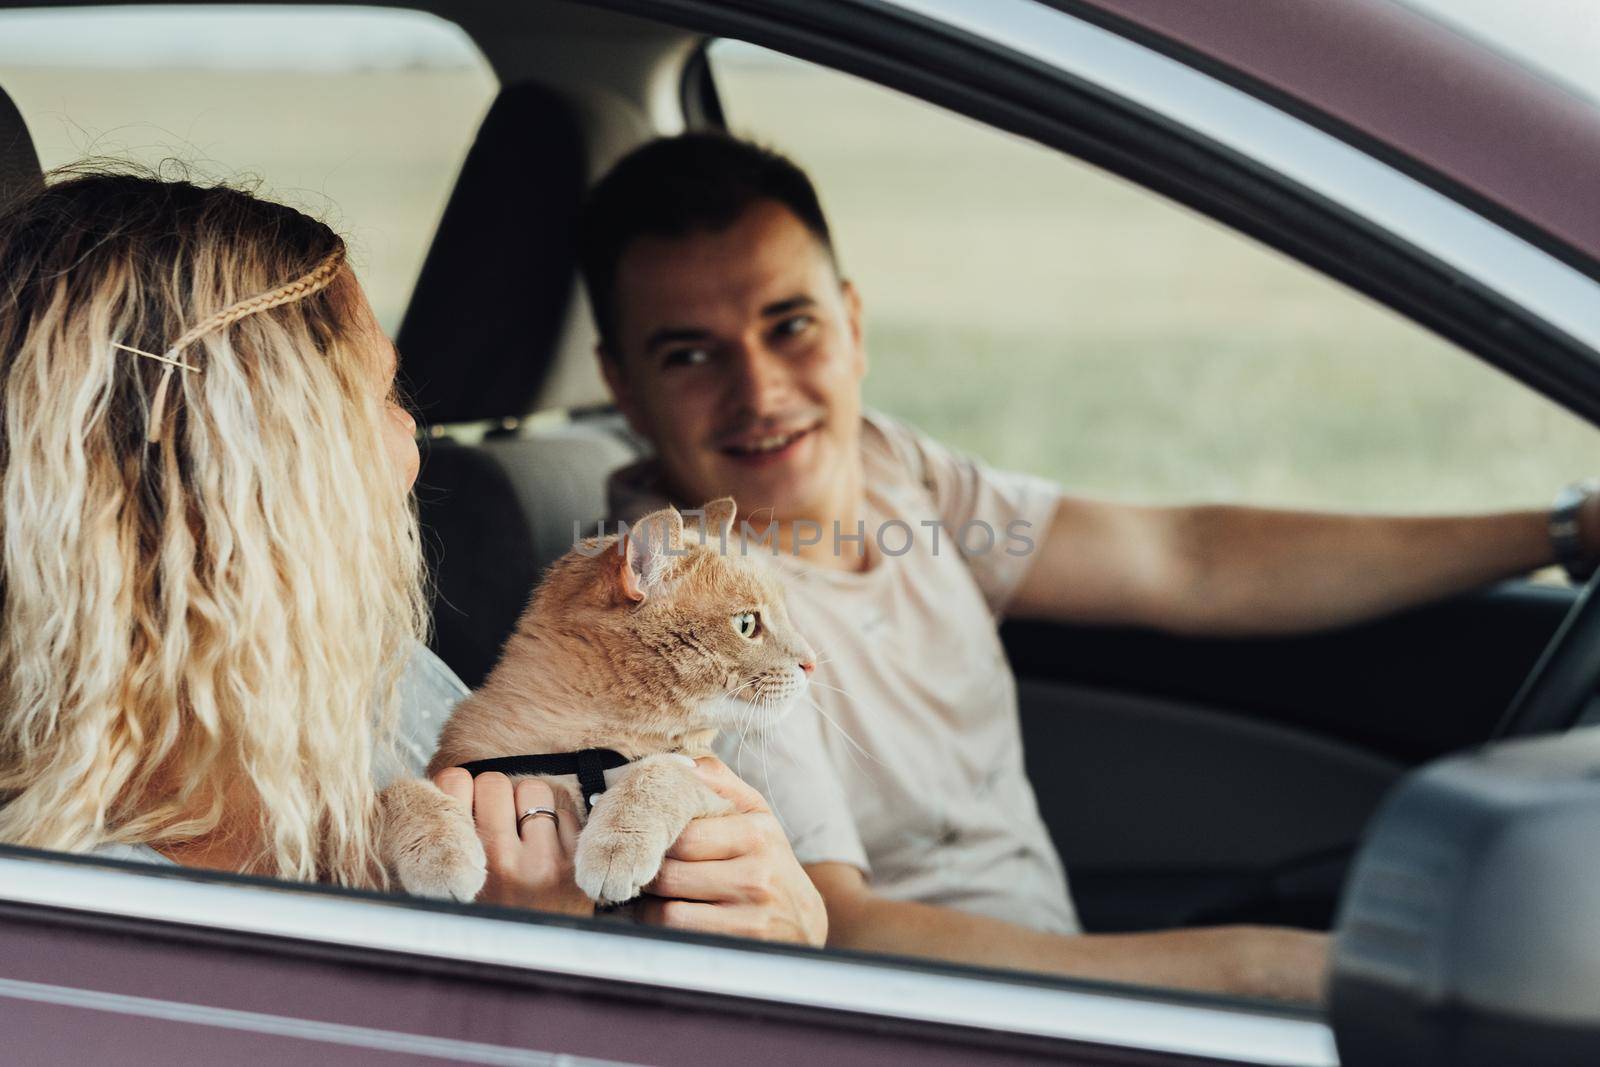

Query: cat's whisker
803,693,879,768
752,713,796,838
773,713,797,763
757,730,791,838
804,677,859,703
725,679,760,776
713,682,754,775
725,680,761,756
721,678,760,710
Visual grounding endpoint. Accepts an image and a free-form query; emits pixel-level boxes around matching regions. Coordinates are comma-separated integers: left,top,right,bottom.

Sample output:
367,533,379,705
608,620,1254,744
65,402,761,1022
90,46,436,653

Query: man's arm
1006,495,1579,634
808,863,1327,1002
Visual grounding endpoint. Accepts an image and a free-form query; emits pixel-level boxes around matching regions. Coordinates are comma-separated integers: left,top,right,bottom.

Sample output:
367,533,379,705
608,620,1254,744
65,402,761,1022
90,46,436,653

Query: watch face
1551,485,1598,582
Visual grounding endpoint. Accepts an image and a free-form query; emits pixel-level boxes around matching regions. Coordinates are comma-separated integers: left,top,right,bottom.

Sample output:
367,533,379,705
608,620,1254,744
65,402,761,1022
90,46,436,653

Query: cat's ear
698,497,737,544
614,506,685,603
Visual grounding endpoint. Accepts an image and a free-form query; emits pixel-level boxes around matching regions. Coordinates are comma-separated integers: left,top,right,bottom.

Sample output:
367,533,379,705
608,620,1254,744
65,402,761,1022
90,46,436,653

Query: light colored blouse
92,642,470,868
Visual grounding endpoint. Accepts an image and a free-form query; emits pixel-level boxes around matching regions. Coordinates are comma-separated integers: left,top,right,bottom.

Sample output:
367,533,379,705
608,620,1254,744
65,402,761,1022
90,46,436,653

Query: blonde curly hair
0,168,427,886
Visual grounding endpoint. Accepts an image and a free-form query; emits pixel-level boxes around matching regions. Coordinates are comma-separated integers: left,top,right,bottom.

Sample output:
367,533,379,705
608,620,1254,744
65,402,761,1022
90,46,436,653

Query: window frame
0,848,1336,1065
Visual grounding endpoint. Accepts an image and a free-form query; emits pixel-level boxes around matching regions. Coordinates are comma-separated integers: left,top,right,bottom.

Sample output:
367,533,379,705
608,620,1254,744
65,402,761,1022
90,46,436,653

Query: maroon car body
1059,0,1600,269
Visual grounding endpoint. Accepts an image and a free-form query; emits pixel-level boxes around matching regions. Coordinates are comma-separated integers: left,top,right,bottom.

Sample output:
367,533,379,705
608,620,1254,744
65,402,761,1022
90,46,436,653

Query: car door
0,847,1335,1066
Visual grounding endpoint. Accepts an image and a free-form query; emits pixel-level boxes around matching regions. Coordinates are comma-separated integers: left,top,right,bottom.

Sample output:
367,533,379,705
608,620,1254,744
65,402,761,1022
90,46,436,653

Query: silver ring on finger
517,807,559,832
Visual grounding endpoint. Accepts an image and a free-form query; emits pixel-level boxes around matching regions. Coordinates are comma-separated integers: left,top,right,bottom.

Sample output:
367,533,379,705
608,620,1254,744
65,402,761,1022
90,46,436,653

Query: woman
0,169,823,943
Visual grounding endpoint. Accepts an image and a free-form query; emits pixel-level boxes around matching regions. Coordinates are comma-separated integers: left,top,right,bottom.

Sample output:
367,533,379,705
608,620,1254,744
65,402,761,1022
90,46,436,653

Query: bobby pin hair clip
111,247,346,444
113,342,200,444
111,343,202,375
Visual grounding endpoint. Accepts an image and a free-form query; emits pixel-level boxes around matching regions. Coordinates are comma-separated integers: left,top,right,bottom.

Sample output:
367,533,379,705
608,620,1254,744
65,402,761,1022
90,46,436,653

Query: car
1,0,1598,1063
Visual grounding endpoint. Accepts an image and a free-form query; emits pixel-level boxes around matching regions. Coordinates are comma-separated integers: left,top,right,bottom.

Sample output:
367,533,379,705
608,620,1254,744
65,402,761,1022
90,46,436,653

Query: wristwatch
1550,479,1600,583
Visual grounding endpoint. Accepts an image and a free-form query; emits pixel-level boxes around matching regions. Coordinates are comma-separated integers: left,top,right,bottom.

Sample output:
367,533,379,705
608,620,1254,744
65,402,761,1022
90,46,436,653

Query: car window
0,5,496,332
706,41,1600,520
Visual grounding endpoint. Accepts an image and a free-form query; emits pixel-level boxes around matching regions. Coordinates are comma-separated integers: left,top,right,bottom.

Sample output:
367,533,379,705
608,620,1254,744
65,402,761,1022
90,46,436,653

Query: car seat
399,81,646,687
0,83,40,206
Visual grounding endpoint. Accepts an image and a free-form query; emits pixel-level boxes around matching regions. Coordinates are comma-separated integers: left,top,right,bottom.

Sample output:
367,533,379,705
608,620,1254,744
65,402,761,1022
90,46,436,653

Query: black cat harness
459,748,632,813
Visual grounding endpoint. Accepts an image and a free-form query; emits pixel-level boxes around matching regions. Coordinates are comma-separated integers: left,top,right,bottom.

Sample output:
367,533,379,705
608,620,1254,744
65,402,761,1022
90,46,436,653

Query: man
578,133,1599,1001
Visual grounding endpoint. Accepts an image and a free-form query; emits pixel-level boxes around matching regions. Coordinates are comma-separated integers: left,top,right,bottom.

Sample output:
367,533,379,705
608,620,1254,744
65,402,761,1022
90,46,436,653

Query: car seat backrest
0,84,42,208
399,80,656,686
418,414,645,688
398,80,592,425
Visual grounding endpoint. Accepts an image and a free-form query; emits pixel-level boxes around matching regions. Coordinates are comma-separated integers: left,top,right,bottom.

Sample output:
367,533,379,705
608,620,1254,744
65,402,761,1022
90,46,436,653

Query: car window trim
0,973,605,1067
679,40,727,130
1036,0,1600,288
0,851,1338,1066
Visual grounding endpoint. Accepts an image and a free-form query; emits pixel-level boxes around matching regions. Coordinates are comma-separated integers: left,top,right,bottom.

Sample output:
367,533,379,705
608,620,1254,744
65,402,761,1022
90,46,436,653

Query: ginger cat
378,497,816,904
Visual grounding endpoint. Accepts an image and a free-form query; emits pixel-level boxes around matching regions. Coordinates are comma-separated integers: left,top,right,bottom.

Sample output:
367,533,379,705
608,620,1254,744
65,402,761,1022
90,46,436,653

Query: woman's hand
432,768,593,917
636,757,828,947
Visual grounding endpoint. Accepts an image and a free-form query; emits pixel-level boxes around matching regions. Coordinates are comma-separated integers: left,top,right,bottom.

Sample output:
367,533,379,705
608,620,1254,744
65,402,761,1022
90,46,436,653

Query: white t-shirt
609,411,1079,933
93,642,468,868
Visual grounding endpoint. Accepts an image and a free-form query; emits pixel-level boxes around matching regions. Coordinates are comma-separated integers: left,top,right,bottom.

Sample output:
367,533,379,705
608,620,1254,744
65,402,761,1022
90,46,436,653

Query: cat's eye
732,611,762,640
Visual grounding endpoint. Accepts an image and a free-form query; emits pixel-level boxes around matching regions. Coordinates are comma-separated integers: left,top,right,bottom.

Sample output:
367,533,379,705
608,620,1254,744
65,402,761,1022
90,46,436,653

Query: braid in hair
143,247,346,442
164,247,346,360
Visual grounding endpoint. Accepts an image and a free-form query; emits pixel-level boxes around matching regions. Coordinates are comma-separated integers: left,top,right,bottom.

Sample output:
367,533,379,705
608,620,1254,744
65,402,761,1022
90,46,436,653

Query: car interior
0,0,1584,952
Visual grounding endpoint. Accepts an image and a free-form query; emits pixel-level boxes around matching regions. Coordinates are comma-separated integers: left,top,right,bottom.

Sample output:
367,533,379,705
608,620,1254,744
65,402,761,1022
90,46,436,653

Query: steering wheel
1493,569,1600,738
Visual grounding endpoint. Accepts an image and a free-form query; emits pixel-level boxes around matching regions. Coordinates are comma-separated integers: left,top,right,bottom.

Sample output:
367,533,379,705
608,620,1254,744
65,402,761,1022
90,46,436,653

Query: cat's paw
573,824,667,905
392,823,487,902
381,781,488,902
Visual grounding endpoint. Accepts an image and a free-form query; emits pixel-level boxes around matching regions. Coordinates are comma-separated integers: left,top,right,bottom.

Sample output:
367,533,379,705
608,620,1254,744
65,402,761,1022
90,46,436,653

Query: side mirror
1330,729,1600,1065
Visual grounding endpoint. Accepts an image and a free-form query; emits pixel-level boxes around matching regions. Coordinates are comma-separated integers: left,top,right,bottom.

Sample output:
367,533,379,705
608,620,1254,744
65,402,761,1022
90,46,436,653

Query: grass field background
5,65,496,333
711,48,1600,514
6,46,1599,515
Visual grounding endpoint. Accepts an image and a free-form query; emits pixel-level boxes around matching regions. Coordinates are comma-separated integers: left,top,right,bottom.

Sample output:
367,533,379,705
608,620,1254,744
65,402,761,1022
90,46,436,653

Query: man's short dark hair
578,132,837,355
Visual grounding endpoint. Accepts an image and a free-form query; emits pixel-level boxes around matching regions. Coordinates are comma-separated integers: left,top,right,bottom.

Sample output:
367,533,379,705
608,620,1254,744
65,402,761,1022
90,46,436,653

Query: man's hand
636,757,827,947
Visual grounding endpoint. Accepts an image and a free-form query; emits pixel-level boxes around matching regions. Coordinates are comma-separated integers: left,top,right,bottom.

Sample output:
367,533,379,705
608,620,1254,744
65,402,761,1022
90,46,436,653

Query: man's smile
715,419,823,466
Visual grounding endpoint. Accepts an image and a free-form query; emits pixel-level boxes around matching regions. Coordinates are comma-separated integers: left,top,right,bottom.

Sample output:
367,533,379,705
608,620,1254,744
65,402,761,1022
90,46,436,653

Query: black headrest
397,82,590,426
415,438,543,687
0,86,42,209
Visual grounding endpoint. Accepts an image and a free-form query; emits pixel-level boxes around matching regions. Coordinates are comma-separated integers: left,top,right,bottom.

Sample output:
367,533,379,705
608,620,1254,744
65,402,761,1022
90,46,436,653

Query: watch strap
1550,479,1600,583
